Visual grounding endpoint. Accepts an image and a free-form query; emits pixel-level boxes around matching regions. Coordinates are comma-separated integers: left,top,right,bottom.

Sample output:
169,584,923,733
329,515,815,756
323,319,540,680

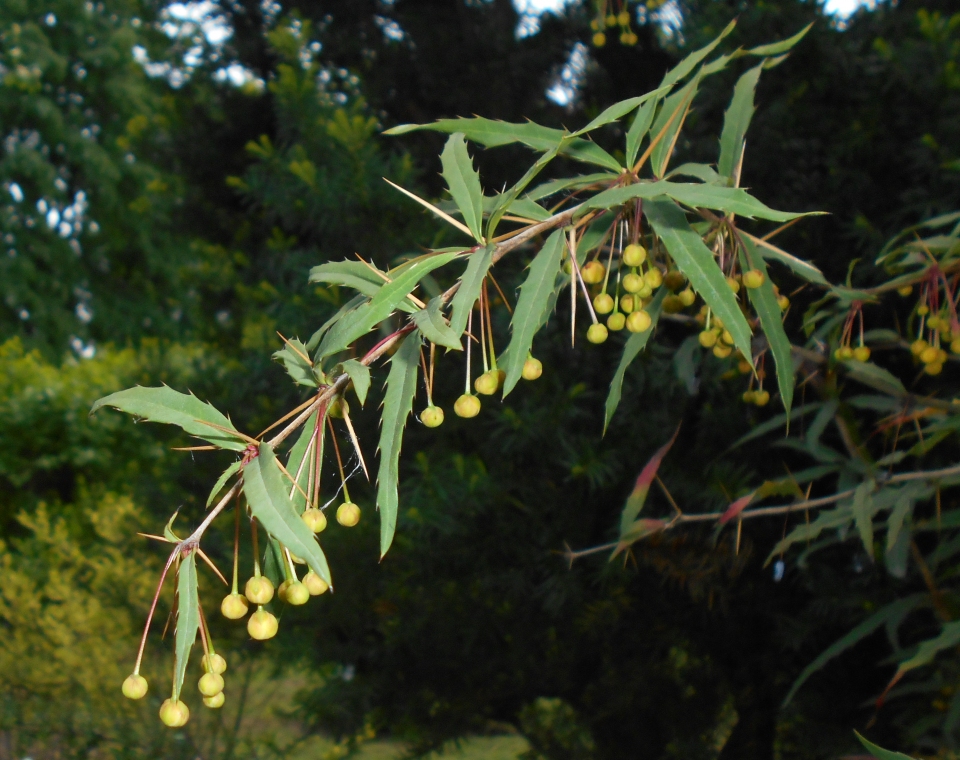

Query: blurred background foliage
1,0,959,758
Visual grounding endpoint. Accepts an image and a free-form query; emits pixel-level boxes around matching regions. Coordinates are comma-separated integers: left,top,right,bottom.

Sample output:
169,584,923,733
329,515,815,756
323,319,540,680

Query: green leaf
91,386,247,451
286,411,320,512
449,245,494,338
626,94,660,168
273,339,319,388
173,552,199,701
243,442,332,585
731,403,823,448
660,19,737,88
851,480,876,557
644,199,753,362
718,62,764,180
441,133,484,242
306,294,367,354
841,360,907,398
745,233,829,285
413,295,463,351
741,235,795,411
338,359,371,406
895,621,960,677
781,595,925,706
667,163,723,184
768,504,852,560
207,460,241,507
376,331,420,558
308,262,417,314
487,147,557,239
317,251,462,358
604,289,667,432
570,87,671,137
505,197,551,221
500,229,566,397
385,117,620,170
745,23,813,57
651,76,701,178
582,181,808,222
886,493,913,579
619,426,680,536
262,535,286,590
525,173,617,202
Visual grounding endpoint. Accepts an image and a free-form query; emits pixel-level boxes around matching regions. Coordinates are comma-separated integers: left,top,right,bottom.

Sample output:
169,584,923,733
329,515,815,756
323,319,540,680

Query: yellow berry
712,316,724,329
619,294,636,313
726,277,740,294
607,312,626,331
454,393,480,418
593,292,614,314
699,330,718,348
644,268,663,288
159,699,189,727
474,370,499,396
638,284,653,298
277,579,291,602
626,310,652,333
921,346,940,364
853,346,871,362
951,338,960,355
622,272,644,293
754,390,770,406
420,405,444,428
203,692,225,709
622,243,646,267
247,608,278,640
742,390,756,403
587,323,609,344
220,592,249,619
303,571,329,596
244,576,274,606
581,260,605,284
122,674,148,700
522,357,543,380
678,288,696,307
720,329,735,346
926,362,944,376
911,339,929,355
605,14,617,26
336,502,361,527
199,672,224,697
897,285,913,296
662,295,684,314
592,32,606,47
203,653,227,675
301,508,327,533
777,295,790,311
939,349,949,363
713,345,733,359
837,346,854,360
617,10,630,24
742,269,765,289
664,271,686,291
918,305,930,316
738,359,752,374
285,581,310,606
928,315,941,330
590,18,601,30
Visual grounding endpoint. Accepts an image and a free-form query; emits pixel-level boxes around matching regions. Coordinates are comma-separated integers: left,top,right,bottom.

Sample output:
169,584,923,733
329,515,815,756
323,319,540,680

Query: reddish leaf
719,491,755,525
618,426,680,536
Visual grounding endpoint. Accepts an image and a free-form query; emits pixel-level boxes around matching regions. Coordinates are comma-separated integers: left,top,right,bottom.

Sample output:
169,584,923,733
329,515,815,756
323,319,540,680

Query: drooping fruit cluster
589,0,638,46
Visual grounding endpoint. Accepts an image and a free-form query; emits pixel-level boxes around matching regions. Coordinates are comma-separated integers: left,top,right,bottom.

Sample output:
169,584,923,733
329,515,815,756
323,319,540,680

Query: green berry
622,273,643,293
337,502,361,527
220,592,249,620
303,571,330,596
619,294,636,313
586,323,608,344
607,312,626,331
622,243,646,267
247,608,278,640
742,269,765,289
726,276,740,293
581,260,605,284
474,369,499,396
244,576,274,605
301,508,327,533
454,394,481,418
159,698,189,727
678,288,696,307
644,268,663,288
285,581,310,606
198,672,224,697
754,390,771,406
203,692,225,709
122,673,148,700
626,310,652,333
203,653,227,675
522,357,542,381
699,330,718,348
853,346,871,362
593,292,614,314
420,405,445,427
592,31,606,47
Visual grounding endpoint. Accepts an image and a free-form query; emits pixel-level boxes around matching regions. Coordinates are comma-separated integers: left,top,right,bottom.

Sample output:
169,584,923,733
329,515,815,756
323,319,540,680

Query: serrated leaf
718,62,764,179
449,246,494,338
525,173,617,202
895,621,960,677
745,23,813,57
317,252,462,358
376,331,420,558
571,87,671,137
207,461,241,507
306,294,368,354
651,76,701,178
781,594,925,706
582,181,808,222
498,230,566,397
852,480,876,557
339,359,371,405
413,296,462,351
667,163,723,184
243,442,332,585
626,95,661,168
619,426,679,537
308,262,417,314
273,339,319,388
660,19,737,88
644,199,753,362
173,551,199,701
441,133,484,242
604,289,667,431
768,504,852,560
731,403,823,448
745,232,828,285
287,411,320,512
91,386,247,451
741,235,795,411
505,197,551,221
841,360,907,398
487,147,557,238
